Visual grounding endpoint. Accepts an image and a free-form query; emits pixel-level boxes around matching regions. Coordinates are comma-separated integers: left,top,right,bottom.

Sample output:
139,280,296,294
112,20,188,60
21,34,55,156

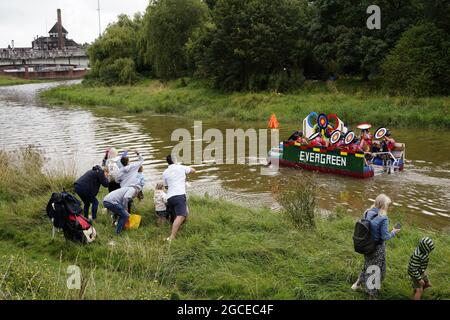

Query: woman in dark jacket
74,165,109,221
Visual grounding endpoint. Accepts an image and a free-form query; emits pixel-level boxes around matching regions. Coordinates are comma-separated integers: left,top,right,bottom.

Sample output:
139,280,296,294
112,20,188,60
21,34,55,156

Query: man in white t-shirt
162,155,196,240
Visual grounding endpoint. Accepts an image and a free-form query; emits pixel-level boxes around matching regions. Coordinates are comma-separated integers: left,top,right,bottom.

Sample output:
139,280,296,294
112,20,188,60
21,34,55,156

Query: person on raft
351,194,401,299
287,130,307,144
308,132,328,147
74,165,109,221
359,129,373,152
103,185,142,235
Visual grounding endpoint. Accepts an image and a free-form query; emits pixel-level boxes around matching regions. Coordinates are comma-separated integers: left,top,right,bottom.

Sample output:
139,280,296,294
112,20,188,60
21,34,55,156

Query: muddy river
0,82,449,230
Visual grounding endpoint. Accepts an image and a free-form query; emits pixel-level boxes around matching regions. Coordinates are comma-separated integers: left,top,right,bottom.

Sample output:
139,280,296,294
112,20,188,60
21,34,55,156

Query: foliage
277,176,317,229
188,0,310,91
382,23,450,96
82,0,450,93
86,14,142,85
41,78,450,128
139,0,208,80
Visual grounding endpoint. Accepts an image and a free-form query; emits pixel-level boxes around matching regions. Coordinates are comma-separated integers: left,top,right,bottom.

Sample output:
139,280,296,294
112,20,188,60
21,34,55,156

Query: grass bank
0,75,42,87
40,78,450,128
1,148,449,300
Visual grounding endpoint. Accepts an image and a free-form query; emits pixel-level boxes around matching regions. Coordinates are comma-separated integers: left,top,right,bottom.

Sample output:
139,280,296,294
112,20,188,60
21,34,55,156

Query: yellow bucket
124,214,142,230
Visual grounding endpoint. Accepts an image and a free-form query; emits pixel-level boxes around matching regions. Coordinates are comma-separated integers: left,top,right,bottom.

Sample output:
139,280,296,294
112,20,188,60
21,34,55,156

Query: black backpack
46,190,96,244
353,210,378,255
46,191,83,228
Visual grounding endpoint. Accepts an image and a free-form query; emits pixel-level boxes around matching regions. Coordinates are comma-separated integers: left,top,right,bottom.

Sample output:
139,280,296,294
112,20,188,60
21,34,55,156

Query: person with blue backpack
351,194,401,299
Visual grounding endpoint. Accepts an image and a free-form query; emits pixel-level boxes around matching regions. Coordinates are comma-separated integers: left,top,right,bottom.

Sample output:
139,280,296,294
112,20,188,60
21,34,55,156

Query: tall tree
189,0,311,91
139,0,209,80
87,14,142,85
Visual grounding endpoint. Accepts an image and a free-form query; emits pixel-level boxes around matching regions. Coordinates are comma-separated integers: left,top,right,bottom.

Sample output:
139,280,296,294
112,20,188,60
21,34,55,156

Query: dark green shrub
382,23,450,96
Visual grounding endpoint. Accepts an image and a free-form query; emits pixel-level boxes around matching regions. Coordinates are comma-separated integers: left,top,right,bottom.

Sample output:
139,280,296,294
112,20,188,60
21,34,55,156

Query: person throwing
163,155,196,241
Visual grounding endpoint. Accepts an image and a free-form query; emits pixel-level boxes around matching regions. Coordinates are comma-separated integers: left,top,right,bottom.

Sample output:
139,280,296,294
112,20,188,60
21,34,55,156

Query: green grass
1,148,449,300
40,77,450,128
0,75,43,86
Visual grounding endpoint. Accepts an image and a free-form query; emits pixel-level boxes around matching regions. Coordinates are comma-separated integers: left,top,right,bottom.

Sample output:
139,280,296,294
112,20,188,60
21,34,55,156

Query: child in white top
154,182,168,225
136,166,145,190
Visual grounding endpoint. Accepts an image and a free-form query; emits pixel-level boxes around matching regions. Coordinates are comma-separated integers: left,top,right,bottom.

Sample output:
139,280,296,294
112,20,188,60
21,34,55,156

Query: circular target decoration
344,131,356,145
308,132,320,141
374,127,387,139
327,113,339,132
306,112,318,128
317,113,328,129
330,130,342,144
356,122,372,130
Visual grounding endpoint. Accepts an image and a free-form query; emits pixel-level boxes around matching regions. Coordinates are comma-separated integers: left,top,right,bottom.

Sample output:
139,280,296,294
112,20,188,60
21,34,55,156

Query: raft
268,113,405,179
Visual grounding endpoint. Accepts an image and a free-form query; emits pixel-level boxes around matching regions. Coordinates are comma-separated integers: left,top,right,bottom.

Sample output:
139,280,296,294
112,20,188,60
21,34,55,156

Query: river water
0,82,449,230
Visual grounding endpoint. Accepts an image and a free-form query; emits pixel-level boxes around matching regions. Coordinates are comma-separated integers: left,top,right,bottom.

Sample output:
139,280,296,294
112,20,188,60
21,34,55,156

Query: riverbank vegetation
41,0,450,128
82,0,449,96
0,75,41,87
1,148,449,299
40,77,450,128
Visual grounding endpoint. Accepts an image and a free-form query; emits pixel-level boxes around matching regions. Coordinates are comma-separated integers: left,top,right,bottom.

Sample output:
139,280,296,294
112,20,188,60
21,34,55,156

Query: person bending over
74,165,109,221
408,237,435,300
103,185,142,235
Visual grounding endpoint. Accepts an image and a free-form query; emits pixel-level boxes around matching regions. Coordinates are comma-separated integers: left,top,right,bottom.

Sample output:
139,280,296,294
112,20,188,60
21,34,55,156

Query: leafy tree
382,23,450,96
87,14,141,85
189,0,311,91
139,0,208,80
358,36,388,80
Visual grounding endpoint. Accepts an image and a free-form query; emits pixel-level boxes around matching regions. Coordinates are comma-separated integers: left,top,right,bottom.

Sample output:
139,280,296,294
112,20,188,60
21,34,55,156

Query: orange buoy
268,113,279,129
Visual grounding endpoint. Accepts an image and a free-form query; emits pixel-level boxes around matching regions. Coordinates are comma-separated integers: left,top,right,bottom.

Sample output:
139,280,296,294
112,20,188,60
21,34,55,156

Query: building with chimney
32,9,80,50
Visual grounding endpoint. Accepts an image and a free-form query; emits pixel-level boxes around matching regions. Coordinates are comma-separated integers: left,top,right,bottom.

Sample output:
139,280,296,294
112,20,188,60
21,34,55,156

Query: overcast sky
0,0,149,48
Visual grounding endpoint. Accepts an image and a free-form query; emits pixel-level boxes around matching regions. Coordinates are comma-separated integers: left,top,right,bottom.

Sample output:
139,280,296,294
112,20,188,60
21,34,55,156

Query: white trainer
351,281,362,291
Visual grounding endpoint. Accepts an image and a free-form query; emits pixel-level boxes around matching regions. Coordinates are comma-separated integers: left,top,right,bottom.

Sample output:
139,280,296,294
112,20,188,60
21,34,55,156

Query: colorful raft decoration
268,113,279,129
344,131,356,145
308,132,320,141
357,122,372,130
330,130,342,145
374,127,387,139
268,113,405,179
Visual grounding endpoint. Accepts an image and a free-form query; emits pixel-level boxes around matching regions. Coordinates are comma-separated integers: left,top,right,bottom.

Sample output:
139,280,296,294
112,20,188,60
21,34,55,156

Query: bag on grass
46,190,96,243
124,214,142,230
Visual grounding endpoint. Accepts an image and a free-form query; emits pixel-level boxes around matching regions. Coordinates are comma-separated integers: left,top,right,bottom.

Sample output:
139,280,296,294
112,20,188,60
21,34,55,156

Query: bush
382,23,450,96
0,147,73,202
277,176,318,229
97,58,139,86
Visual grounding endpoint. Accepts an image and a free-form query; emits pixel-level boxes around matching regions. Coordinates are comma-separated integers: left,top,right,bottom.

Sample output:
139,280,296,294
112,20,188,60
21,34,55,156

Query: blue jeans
74,185,99,220
103,201,129,234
